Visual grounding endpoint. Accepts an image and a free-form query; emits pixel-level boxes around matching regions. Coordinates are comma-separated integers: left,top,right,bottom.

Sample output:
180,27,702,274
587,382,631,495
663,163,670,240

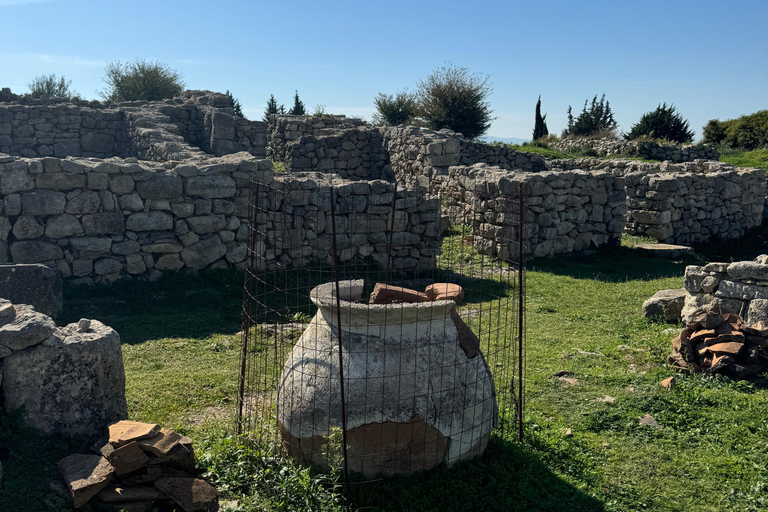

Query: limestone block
136,173,183,199
180,236,226,269
642,289,686,322
126,212,173,231
10,241,64,263
3,319,127,436
21,190,66,215
64,190,101,214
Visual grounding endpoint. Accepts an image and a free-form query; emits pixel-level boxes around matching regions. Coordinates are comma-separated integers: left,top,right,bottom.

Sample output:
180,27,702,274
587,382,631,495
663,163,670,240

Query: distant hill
479,136,530,145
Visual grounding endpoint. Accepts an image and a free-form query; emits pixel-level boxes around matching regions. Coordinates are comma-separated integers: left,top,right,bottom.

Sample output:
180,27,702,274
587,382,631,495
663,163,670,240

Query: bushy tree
225,90,244,118
703,110,768,150
99,60,185,102
372,90,418,126
417,64,494,139
27,74,79,100
289,90,306,115
532,95,549,140
563,94,617,138
624,103,693,143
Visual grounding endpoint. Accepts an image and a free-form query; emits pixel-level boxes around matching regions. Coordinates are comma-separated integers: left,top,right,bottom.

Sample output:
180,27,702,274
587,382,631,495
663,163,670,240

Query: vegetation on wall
532,95,549,141
372,90,419,126
98,59,185,102
624,103,694,143
562,94,617,138
225,90,244,118
26,74,80,100
703,110,768,151
416,64,495,139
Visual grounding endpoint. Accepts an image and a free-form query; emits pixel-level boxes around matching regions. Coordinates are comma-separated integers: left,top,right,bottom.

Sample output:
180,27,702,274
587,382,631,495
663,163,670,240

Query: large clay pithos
276,280,497,478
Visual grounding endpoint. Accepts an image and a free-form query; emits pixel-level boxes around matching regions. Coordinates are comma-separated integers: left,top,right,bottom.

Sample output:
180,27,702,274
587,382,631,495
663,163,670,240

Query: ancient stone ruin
0,298,126,436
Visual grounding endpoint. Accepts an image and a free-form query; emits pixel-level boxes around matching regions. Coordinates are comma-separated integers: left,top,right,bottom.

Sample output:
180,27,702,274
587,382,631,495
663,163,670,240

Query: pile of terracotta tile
57,420,218,511
668,305,768,379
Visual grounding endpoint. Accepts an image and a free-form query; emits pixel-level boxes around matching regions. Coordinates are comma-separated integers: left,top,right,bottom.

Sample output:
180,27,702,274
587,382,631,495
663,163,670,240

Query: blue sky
0,0,765,140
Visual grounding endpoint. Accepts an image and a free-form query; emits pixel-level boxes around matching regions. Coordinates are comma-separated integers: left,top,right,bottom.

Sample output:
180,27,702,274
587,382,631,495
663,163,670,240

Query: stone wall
256,173,441,272
682,256,768,325
624,168,764,244
0,152,440,281
443,164,626,259
550,138,720,162
268,115,367,163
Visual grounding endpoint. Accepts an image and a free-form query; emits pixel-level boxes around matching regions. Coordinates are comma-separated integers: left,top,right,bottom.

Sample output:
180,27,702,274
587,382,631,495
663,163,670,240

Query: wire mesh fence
237,174,526,485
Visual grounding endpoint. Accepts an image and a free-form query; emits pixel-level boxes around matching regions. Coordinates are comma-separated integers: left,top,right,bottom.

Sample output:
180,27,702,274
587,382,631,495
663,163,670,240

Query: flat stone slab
634,243,694,258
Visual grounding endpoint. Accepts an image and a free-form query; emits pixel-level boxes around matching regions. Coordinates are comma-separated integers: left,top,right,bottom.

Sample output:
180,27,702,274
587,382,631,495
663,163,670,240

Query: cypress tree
289,90,306,115
263,94,279,122
532,95,549,140
225,90,243,117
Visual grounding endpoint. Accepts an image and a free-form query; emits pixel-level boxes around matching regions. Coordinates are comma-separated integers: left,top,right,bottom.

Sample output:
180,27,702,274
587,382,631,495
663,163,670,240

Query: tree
563,94,618,138
289,90,305,115
703,110,768,150
27,74,79,100
373,90,418,126
532,95,549,140
225,90,244,118
623,103,693,143
263,94,280,122
99,59,185,102
417,64,494,139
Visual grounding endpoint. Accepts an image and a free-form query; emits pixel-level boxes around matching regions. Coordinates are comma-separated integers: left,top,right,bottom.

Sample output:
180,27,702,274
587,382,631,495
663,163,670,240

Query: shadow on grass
692,223,768,263
353,434,605,512
60,261,511,345
529,246,690,283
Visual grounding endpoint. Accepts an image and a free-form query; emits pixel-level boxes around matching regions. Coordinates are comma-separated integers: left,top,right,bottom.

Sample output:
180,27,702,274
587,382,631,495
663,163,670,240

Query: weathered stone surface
180,236,226,270
186,215,226,235
727,261,768,281
12,215,44,239
681,292,745,326
746,299,768,326
369,283,429,304
70,237,112,258
155,477,218,512
107,441,150,476
642,289,687,323
126,212,173,231
82,212,125,236
425,283,464,304
81,132,115,153
717,280,768,301
0,304,55,351
21,190,66,215
185,176,236,198
0,263,63,318
136,173,183,199
684,266,708,293
94,258,123,275
10,240,63,263
137,428,183,456
45,214,83,238
59,454,115,508
3,319,127,436
109,420,161,447
65,190,101,214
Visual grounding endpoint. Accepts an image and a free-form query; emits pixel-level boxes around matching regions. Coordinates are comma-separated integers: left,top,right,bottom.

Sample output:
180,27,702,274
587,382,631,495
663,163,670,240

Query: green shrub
703,110,768,150
27,74,79,100
417,63,494,139
263,94,285,122
624,103,694,143
562,94,617,138
372,90,418,126
99,59,185,102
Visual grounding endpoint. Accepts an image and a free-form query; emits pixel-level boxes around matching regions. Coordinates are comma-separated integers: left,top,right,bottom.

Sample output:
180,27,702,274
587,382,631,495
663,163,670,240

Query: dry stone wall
444,164,626,259
550,138,720,162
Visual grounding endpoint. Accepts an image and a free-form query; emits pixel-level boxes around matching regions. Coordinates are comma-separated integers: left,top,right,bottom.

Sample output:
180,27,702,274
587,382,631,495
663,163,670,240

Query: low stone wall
268,114,367,163
550,138,720,162
444,164,626,259
682,256,768,325
282,127,393,180
624,168,764,244
256,173,441,272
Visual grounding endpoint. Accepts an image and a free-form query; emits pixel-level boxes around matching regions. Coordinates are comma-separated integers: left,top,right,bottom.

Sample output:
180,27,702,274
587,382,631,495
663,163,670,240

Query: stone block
0,263,63,318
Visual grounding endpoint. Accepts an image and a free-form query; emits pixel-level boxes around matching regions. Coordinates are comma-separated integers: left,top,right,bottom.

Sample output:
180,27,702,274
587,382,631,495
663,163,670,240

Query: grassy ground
718,148,768,169
3,235,768,511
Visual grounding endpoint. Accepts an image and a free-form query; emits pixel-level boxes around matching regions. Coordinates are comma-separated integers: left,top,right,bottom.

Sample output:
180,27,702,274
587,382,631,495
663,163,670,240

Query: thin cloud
0,53,104,67
0,0,68,6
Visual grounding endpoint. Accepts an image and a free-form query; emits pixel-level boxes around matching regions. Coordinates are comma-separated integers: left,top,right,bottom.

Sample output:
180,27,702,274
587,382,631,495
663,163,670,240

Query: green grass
718,148,768,169
3,238,768,511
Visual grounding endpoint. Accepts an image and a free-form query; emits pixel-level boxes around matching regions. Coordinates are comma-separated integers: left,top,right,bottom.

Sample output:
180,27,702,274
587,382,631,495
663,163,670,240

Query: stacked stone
259,173,441,272
268,114,367,163
546,157,739,176
460,139,546,171
283,128,393,180
445,164,626,259
0,103,127,158
0,153,272,283
682,256,768,327
624,168,764,244
550,138,720,162
0,299,127,436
